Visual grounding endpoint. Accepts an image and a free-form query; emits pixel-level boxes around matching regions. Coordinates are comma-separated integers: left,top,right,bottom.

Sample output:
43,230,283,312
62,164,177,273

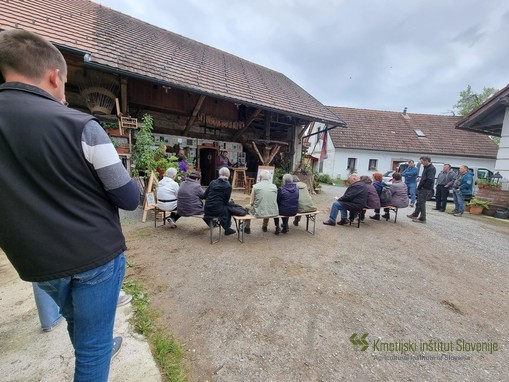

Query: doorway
198,146,218,186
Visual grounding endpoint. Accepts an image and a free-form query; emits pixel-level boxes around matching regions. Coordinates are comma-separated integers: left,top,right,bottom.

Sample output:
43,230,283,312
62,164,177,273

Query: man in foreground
0,29,139,381
323,174,368,226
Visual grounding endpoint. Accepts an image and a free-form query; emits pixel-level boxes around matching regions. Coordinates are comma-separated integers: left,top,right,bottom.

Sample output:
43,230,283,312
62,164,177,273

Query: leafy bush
315,173,332,184
467,198,490,208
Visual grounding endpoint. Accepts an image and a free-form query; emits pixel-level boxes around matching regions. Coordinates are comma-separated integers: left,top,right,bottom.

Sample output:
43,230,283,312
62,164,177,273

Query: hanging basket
78,74,119,115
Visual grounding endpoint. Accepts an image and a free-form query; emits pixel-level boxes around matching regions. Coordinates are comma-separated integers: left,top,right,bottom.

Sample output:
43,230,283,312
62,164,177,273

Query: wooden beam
184,94,206,135
267,144,281,165
252,141,264,164
298,121,314,140
233,108,262,141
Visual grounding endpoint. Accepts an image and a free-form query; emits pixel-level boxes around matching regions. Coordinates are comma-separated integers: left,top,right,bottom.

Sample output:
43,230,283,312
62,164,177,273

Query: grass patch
123,279,187,382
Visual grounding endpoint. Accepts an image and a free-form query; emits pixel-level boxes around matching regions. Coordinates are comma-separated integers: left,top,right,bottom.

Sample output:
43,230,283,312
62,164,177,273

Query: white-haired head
165,167,177,178
282,173,293,185
219,167,230,178
260,170,270,180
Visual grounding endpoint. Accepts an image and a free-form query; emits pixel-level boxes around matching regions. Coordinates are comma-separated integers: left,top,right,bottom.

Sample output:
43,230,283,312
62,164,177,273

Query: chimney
403,107,407,115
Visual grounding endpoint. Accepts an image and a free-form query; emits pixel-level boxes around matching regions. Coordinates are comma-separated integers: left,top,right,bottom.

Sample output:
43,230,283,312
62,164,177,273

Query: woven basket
79,76,119,115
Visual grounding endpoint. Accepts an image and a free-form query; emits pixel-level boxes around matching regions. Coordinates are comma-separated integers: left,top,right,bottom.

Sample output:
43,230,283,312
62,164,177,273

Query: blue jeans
37,254,125,382
406,182,416,204
453,189,465,213
32,282,62,330
329,200,348,221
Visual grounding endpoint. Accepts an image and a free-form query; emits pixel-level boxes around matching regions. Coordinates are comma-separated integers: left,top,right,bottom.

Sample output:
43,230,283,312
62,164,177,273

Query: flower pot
464,206,471,212
116,146,130,154
469,205,483,215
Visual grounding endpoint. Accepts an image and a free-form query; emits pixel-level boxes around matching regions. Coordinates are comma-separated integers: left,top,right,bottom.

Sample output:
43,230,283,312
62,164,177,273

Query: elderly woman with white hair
204,167,236,235
273,173,299,235
156,167,181,227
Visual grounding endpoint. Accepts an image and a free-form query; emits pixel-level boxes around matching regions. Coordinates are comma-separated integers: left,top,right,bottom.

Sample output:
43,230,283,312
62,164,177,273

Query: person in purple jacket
273,173,299,235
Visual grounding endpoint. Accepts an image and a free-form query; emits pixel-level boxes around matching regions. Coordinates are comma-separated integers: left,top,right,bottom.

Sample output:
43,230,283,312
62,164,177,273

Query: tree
454,84,498,116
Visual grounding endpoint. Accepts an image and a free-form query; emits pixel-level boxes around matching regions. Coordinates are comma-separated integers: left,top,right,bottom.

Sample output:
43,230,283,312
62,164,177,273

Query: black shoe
274,226,281,235
293,220,299,226
244,227,251,234
382,213,390,221
281,226,289,234
432,208,440,210
224,228,236,236
337,219,349,225
440,209,445,212
369,215,380,220
262,226,268,232
323,219,336,226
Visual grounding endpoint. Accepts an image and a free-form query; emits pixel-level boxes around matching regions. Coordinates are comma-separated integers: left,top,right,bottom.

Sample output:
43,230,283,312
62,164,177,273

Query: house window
414,129,426,137
347,157,357,171
368,159,378,171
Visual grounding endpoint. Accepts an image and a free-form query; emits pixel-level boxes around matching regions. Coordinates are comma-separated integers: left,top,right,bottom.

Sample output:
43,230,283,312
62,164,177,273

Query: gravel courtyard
121,184,509,382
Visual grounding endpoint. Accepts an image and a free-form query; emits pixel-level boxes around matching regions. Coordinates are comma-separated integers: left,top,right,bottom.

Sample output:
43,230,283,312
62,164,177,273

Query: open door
197,146,218,186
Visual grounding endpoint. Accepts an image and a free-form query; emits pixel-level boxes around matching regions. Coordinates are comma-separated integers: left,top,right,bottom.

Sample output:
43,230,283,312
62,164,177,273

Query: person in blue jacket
273,173,299,235
402,160,419,207
451,165,474,216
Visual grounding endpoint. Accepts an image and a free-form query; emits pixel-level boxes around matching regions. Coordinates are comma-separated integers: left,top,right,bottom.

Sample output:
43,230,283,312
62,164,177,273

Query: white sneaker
166,217,176,228
117,291,132,307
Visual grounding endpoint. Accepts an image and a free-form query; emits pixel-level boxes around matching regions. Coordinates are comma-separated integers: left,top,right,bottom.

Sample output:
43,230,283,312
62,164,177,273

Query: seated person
243,170,279,234
352,175,380,222
204,167,236,235
177,170,205,217
292,175,317,226
370,172,389,221
157,167,180,227
177,150,188,173
388,172,409,215
273,173,299,235
323,174,368,226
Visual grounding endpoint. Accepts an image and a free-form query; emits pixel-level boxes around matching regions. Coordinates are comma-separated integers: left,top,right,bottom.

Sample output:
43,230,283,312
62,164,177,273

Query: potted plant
467,198,490,215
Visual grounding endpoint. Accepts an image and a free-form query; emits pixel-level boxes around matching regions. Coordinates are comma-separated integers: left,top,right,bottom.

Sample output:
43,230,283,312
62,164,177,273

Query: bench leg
305,214,317,234
209,218,221,244
234,219,245,243
392,207,398,223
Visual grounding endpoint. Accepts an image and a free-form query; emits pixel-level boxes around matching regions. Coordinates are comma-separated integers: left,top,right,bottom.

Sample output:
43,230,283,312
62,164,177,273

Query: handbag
227,200,247,216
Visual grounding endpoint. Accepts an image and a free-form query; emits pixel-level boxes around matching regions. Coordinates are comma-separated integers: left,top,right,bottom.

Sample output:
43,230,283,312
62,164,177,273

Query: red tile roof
0,0,345,126
328,106,498,159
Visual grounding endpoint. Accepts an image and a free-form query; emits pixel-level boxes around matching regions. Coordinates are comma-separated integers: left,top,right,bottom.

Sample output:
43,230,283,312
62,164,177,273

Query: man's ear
48,69,60,89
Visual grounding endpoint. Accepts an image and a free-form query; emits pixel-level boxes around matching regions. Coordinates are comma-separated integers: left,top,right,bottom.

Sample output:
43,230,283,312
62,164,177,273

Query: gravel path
121,183,509,382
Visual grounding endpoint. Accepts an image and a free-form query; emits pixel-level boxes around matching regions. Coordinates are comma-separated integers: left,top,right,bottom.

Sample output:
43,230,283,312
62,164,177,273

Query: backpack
380,186,392,203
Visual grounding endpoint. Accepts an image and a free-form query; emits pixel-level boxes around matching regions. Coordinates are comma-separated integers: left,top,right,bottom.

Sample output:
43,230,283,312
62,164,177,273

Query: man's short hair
461,165,469,170
0,29,67,81
165,167,177,178
420,156,431,162
392,172,402,181
219,167,230,177
260,170,270,180
348,174,360,182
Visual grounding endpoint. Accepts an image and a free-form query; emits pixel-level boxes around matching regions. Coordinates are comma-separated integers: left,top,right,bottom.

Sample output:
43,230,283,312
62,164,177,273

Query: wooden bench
350,206,399,228
153,208,221,244
232,211,320,243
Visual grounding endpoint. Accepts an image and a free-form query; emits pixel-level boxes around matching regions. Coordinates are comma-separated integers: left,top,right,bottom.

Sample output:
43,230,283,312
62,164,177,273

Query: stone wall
476,188,509,216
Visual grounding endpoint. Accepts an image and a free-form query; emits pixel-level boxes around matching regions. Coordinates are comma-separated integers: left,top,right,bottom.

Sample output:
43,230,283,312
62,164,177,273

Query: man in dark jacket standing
323,174,368,226
407,156,436,223
0,30,139,381
204,167,236,235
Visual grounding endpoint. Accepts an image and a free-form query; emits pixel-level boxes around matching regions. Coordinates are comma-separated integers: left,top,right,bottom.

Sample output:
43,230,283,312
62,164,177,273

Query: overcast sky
97,0,508,115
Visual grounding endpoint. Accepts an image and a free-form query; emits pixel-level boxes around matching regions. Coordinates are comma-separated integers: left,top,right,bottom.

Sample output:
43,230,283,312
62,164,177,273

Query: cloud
97,0,509,114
